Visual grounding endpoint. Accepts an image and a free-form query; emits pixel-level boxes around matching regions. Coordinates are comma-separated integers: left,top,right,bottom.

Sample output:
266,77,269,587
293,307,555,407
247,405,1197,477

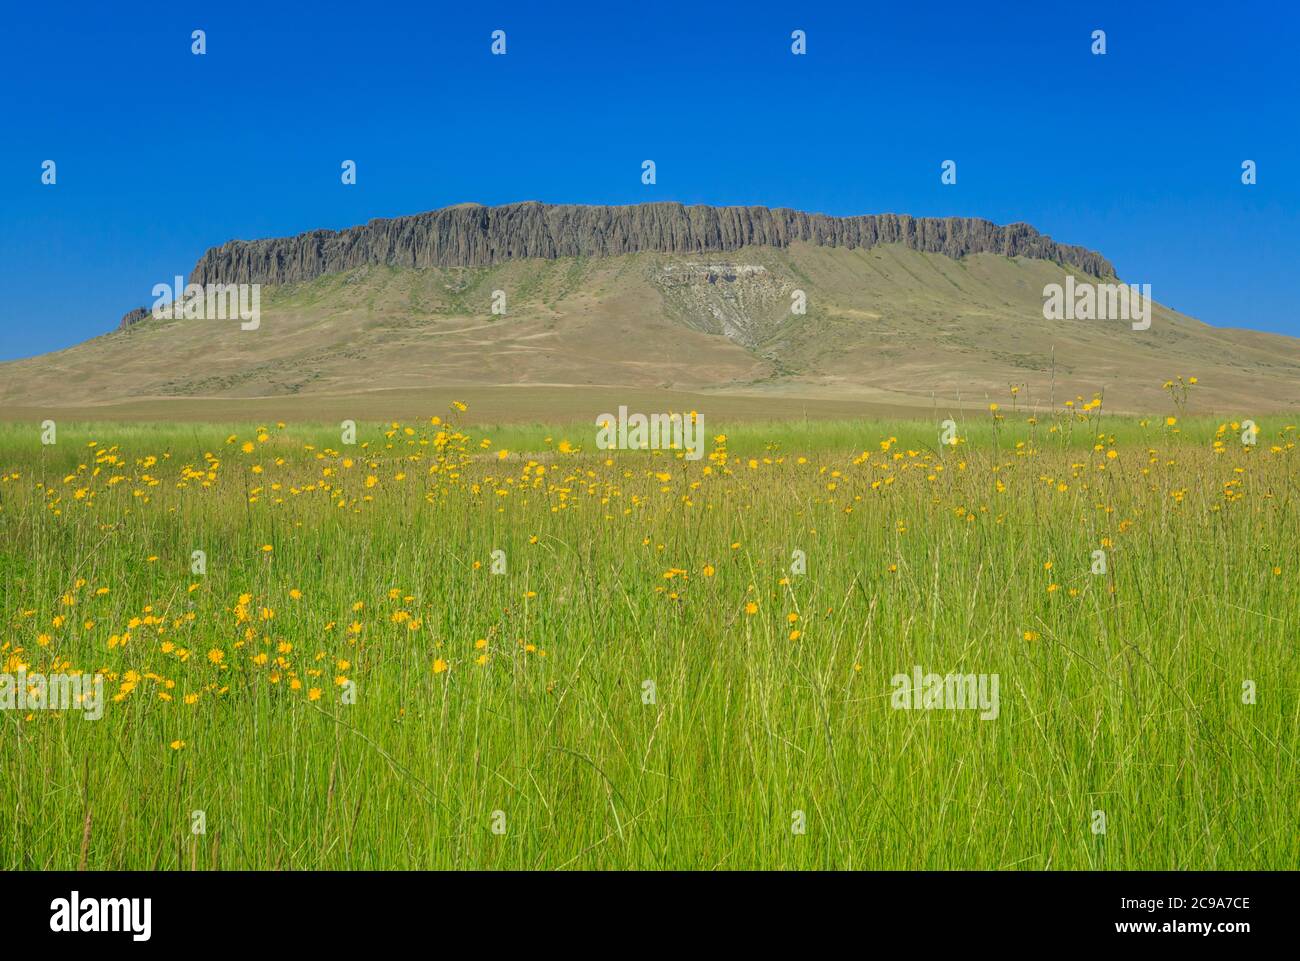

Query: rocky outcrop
190,202,1114,286
119,306,150,329
652,263,788,348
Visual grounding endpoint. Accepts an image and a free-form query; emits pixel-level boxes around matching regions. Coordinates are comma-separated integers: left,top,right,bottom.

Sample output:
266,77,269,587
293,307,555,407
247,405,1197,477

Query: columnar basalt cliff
118,306,150,329
190,201,1115,286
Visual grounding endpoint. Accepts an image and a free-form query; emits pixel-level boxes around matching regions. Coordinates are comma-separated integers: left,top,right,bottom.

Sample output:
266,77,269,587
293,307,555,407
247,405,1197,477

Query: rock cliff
118,306,150,329
189,202,1114,286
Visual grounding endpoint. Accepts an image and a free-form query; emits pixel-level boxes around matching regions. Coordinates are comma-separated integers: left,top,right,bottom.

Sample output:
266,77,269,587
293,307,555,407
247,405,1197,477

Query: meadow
1,391,1297,870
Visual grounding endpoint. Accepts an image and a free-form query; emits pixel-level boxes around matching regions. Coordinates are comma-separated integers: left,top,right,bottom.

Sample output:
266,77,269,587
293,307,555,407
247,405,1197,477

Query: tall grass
0,411,1295,869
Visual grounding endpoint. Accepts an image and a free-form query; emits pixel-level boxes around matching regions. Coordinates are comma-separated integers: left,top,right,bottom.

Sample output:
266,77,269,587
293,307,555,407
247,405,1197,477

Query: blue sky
1,0,1296,360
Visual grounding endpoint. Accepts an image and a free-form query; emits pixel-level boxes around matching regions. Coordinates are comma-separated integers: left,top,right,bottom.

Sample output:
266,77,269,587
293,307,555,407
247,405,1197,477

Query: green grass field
1,401,1296,869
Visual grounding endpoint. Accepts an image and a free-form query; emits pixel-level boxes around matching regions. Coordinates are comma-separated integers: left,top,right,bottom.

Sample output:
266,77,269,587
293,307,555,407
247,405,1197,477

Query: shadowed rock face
190,202,1115,286
118,307,150,329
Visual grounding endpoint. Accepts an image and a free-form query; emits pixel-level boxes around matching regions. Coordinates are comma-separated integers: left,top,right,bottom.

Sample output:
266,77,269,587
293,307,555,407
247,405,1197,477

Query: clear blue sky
1,0,1296,361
